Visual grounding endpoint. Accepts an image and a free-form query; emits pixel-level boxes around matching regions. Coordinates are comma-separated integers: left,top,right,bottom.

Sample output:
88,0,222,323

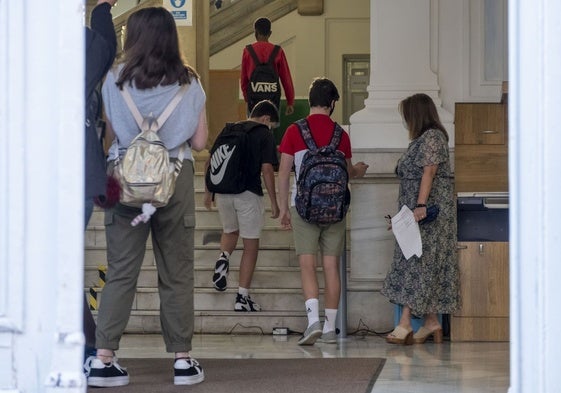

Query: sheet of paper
391,205,422,259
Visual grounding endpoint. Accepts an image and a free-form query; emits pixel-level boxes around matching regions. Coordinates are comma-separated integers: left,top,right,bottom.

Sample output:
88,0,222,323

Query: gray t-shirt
102,65,206,161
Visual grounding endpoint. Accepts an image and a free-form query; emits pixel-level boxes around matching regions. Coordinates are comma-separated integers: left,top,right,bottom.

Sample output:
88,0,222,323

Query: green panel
273,99,309,146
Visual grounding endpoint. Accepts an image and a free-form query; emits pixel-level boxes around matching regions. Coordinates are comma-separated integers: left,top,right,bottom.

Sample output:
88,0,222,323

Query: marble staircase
84,158,342,335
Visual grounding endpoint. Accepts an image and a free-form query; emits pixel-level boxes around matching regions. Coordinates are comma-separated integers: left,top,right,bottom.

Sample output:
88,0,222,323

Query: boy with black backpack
278,78,369,345
204,100,280,312
241,17,295,116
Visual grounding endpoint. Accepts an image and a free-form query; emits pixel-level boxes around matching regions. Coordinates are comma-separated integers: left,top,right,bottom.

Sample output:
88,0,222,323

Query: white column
509,0,561,392
1,1,86,392
350,0,453,149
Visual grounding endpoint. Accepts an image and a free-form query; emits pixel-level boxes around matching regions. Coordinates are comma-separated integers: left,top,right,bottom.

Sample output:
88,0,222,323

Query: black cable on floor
227,323,265,335
346,318,392,337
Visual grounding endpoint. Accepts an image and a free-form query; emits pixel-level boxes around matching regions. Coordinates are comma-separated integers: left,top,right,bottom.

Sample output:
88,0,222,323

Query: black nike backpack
205,121,261,194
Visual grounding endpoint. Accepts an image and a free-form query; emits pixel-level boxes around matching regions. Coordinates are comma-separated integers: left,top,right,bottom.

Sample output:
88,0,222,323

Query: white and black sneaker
234,293,261,312
87,357,129,387
212,252,229,291
174,357,205,385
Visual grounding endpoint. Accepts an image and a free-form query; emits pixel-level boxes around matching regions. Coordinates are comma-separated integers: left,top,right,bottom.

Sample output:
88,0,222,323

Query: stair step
89,287,322,314
101,310,309,334
85,246,302,268
88,200,280,226
195,207,281,227
193,192,278,209
85,225,294,248
192,169,293,189
84,265,320,289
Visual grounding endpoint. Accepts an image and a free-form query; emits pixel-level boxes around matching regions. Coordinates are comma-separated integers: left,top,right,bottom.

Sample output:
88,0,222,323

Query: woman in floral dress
382,93,460,345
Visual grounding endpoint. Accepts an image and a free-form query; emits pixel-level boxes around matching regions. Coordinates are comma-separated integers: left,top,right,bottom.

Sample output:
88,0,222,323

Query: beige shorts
216,191,265,239
290,207,346,256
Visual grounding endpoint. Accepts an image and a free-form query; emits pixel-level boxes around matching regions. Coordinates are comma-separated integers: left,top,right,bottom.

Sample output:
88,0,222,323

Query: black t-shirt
243,121,279,196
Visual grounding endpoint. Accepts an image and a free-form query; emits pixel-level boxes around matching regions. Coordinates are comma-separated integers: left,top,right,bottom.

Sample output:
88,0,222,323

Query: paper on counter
391,205,422,259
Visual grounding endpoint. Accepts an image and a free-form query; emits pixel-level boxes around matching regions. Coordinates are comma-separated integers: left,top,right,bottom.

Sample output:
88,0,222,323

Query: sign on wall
164,0,192,26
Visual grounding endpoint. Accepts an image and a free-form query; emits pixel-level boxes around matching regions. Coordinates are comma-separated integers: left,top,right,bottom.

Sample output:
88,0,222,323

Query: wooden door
208,70,246,147
451,241,509,341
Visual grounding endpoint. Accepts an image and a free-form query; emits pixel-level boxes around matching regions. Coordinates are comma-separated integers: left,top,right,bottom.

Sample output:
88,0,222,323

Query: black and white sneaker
174,357,205,385
212,252,229,291
87,357,129,387
234,293,261,312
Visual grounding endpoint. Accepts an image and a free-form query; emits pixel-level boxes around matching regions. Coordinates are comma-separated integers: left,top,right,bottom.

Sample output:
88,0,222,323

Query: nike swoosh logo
210,145,236,185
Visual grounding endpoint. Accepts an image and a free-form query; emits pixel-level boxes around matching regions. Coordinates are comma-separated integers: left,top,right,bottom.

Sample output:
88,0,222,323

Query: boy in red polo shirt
278,77,369,345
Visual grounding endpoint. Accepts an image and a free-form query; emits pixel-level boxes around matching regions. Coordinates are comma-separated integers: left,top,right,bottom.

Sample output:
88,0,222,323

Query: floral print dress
381,129,460,316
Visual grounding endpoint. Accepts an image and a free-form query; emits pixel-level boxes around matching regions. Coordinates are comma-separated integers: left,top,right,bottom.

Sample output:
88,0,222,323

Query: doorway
342,54,370,125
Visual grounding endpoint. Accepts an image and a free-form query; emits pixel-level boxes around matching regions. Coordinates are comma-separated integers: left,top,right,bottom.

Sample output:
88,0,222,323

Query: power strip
272,327,288,335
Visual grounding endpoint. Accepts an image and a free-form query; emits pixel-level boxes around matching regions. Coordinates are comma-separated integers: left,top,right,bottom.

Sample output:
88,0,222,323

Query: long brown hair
116,7,198,90
399,93,448,141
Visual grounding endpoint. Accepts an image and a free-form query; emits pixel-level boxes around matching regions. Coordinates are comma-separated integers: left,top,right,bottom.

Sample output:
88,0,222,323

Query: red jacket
241,41,295,107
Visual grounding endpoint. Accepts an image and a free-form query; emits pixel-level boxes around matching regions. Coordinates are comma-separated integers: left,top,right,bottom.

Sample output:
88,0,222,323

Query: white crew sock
323,308,338,333
305,298,320,327
238,287,249,297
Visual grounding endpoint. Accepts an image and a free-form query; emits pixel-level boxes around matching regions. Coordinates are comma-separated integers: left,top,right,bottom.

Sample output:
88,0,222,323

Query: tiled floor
116,333,510,392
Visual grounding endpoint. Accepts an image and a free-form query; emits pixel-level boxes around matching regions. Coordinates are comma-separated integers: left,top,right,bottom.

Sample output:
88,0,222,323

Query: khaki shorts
290,207,346,256
216,191,265,239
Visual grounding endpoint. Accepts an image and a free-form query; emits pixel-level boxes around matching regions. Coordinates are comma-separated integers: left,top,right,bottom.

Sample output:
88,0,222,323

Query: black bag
418,205,440,225
205,121,261,194
245,44,281,112
294,119,351,225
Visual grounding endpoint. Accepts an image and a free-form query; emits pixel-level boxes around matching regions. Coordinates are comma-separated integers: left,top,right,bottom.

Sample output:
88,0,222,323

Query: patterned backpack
294,119,350,225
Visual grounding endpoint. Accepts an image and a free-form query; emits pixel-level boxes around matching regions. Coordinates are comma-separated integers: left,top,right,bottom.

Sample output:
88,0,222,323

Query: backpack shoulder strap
295,119,317,151
213,121,248,143
267,45,281,65
329,123,344,149
246,44,261,65
155,83,189,130
161,83,190,163
120,83,189,133
120,85,144,130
